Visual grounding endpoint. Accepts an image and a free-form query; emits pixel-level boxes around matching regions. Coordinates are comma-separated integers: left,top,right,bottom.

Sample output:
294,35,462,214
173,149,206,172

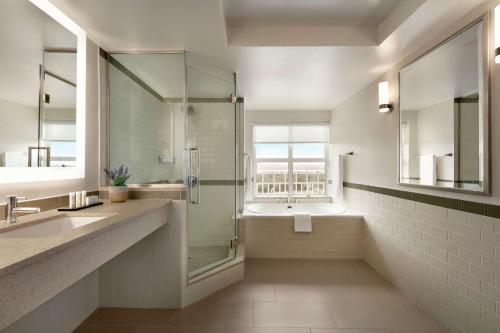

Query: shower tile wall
109,65,182,183
188,102,236,248
340,187,500,333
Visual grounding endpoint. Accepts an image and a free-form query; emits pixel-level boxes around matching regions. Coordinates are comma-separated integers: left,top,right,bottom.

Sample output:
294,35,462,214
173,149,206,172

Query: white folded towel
420,154,436,185
294,213,312,233
333,154,344,200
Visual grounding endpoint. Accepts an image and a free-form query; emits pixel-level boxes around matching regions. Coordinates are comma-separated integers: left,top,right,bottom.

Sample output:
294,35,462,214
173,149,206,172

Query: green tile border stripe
343,182,500,219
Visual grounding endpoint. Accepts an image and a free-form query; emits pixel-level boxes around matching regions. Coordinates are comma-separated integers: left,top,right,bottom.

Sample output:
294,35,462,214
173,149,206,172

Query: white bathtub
244,202,345,216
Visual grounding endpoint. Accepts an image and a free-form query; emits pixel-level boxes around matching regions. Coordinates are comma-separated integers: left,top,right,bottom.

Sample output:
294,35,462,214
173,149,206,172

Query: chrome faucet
4,195,41,223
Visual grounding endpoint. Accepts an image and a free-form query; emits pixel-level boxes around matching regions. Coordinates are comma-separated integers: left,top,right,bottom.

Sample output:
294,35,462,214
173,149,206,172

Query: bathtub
244,202,345,216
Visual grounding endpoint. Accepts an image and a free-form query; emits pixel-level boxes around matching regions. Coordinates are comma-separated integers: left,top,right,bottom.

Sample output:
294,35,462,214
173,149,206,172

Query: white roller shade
253,124,329,143
42,120,76,141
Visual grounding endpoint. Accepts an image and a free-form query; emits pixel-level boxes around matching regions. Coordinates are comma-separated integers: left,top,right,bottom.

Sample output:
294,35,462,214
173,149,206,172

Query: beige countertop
0,199,171,277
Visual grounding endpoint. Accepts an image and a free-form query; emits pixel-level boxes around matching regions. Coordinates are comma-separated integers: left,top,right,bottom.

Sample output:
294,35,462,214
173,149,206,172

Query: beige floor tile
327,302,421,329
201,282,276,303
254,302,338,328
226,329,311,333
335,283,410,305
84,308,175,327
170,302,253,327
74,326,138,333
75,259,444,333
310,329,391,333
275,284,345,302
391,329,448,333
136,326,223,333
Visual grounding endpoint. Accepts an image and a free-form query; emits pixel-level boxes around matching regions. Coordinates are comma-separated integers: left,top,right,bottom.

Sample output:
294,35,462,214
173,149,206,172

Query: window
41,120,77,167
253,124,329,197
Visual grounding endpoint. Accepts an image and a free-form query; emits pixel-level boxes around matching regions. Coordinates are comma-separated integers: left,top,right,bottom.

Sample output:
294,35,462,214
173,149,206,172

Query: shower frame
99,49,244,282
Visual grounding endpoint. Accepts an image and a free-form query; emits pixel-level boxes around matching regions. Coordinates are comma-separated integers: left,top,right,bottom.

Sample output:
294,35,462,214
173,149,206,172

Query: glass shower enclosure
102,51,242,279
185,66,240,277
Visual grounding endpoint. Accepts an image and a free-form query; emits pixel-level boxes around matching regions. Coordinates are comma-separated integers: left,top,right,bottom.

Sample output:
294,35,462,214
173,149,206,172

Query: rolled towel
294,213,312,233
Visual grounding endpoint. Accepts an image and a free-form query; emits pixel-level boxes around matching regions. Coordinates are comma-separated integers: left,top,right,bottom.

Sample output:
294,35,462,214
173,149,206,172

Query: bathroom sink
0,215,108,239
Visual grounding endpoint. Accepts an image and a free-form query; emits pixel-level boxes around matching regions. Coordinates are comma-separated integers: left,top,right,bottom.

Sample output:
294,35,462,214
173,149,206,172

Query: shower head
187,105,195,113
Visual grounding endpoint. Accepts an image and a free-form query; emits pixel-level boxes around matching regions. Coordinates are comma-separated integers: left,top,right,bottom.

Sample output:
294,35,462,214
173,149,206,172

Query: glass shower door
186,66,238,278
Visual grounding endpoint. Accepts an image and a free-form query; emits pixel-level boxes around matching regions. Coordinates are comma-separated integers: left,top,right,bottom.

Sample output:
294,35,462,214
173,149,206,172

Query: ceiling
224,0,404,27
48,0,489,111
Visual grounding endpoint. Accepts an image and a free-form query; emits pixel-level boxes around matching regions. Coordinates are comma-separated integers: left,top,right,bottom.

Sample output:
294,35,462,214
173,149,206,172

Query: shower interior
103,51,243,279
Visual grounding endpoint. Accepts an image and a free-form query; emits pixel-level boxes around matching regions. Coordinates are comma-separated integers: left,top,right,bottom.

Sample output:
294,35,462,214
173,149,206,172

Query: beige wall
331,0,499,204
0,39,100,201
331,1,500,332
0,98,38,162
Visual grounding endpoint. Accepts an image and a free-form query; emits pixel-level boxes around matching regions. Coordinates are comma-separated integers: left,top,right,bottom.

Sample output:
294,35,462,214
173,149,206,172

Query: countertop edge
0,199,172,277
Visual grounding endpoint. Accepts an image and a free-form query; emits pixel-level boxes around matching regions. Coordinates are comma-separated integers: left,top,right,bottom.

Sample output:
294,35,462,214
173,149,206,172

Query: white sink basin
0,215,108,239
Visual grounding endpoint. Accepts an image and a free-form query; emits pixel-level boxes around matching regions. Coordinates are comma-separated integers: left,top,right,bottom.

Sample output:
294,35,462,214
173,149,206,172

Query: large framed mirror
398,17,490,195
0,0,86,183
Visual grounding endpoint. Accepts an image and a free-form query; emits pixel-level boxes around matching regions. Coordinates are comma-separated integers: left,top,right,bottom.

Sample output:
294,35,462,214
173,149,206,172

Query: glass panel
186,66,237,278
292,143,325,158
255,162,288,196
292,162,326,196
255,143,288,158
108,53,184,184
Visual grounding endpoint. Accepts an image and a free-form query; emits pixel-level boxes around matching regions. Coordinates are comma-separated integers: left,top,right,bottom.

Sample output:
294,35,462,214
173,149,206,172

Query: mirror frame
397,14,491,196
0,0,86,184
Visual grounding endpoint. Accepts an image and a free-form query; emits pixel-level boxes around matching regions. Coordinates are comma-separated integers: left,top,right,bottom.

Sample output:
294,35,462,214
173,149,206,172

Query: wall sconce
495,5,500,63
378,81,392,113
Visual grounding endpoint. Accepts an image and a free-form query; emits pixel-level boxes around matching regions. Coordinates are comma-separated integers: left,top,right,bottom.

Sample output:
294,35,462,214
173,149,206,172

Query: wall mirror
0,0,86,183
399,18,490,195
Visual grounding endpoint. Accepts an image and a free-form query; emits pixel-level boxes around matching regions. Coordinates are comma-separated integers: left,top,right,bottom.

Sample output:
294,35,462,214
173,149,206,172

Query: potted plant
104,165,131,202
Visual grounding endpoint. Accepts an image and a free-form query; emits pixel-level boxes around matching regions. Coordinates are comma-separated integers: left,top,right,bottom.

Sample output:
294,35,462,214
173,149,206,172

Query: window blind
253,124,329,143
42,120,76,141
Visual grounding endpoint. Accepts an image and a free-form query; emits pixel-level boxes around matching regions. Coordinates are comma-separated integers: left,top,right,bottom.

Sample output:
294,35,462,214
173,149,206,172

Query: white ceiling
224,0,403,27
48,0,489,111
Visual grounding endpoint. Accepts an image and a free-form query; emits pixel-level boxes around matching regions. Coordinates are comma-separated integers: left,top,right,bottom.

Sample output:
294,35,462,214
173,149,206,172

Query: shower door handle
188,147,200,204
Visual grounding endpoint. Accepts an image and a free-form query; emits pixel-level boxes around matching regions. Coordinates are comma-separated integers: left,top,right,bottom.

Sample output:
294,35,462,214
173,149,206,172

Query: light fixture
495,5,500,63
378,81,392,113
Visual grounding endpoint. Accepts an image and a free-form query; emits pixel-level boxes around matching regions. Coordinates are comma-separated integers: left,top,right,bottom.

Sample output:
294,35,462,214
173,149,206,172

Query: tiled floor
75,259,447,333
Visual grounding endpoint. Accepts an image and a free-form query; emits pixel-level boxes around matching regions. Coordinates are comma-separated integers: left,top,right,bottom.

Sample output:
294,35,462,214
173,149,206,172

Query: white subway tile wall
187,103,236,181
187,102,237,249
188,186,236,247
341,187,500,333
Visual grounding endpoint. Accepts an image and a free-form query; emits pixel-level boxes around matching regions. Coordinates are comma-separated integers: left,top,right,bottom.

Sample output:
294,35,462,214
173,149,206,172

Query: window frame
252,123,329,198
